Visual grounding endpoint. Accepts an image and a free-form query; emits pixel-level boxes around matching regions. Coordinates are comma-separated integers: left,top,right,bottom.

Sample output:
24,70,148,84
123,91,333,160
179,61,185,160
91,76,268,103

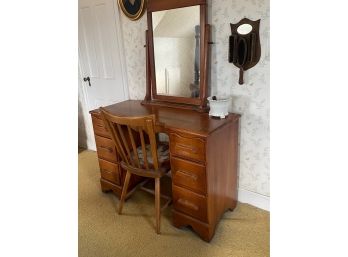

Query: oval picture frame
118,0,146,21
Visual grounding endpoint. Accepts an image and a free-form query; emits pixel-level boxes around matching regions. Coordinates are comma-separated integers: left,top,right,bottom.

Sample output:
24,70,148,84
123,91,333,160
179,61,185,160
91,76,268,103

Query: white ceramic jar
207,96,231,119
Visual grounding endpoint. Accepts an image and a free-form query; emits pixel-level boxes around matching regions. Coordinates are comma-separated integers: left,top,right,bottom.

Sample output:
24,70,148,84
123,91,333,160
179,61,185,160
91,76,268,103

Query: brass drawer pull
177,170,198,181
176,144,198,153
177,198,199,211
99,145,113,153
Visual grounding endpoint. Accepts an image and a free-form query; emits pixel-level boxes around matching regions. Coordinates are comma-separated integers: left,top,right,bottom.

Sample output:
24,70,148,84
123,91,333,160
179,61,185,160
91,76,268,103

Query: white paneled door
78,0,128,150
79,0,128,111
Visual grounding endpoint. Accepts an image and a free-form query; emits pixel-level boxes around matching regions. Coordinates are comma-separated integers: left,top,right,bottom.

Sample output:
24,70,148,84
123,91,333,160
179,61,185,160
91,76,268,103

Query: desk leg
172,210,214,242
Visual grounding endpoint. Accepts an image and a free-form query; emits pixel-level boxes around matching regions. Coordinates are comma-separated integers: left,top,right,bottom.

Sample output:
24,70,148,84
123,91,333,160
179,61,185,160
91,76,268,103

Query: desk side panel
206,118,239,230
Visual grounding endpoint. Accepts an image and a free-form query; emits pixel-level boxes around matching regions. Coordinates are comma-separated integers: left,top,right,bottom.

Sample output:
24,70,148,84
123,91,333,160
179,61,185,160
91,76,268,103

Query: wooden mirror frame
142,0,210,112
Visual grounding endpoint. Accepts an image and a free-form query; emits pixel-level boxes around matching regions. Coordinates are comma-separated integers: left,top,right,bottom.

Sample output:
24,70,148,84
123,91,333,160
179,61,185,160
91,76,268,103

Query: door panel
79,5,99,77
94,3,116,79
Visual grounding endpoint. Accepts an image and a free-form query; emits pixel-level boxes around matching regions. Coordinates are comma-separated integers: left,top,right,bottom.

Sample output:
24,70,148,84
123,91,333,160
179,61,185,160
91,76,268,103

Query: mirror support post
144,30,151,102
198,24,210,111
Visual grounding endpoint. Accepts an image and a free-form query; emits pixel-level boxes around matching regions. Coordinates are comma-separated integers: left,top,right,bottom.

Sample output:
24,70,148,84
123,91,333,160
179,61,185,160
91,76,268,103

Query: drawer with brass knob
95,135,118,163
91,114,110,138
169,132,206,163
171,157,207,195
98,159,121,185
172,185,208,222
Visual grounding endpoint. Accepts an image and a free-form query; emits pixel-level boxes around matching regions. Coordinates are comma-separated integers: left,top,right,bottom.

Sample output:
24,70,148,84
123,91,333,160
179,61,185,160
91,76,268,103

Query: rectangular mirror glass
152,6,200,98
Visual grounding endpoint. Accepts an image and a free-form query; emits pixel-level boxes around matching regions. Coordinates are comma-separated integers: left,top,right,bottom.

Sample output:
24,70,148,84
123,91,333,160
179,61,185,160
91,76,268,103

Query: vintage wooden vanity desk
89,0,240,242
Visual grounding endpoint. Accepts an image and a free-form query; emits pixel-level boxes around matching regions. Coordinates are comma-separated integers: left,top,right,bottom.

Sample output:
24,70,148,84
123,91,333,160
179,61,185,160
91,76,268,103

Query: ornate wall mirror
142,0,210,111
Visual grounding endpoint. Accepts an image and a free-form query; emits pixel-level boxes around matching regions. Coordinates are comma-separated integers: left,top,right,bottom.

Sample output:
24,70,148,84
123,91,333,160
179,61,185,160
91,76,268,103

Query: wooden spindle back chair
99,107,171,234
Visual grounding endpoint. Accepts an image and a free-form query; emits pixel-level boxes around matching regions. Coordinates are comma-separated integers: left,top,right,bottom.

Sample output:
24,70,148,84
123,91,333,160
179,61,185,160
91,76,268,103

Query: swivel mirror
152,6,200,98
143,0,210,111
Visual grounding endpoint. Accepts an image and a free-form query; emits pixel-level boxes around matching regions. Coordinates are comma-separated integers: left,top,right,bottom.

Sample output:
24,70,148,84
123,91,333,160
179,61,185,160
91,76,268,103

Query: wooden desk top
90,100,240,137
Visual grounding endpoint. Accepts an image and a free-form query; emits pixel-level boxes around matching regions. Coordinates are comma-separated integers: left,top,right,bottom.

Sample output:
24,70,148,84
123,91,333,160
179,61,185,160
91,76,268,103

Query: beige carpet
79,150,270,257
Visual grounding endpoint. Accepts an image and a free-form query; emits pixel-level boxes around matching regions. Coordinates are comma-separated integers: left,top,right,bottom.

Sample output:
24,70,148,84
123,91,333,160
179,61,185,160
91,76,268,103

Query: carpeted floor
79,150,270,257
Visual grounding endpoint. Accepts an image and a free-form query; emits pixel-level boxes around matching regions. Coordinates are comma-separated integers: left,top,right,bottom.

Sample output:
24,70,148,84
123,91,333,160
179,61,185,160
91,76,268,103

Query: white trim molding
238,188,270,211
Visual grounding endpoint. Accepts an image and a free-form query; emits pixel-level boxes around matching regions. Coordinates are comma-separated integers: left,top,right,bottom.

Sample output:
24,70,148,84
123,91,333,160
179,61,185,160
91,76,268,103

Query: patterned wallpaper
119,0,270,197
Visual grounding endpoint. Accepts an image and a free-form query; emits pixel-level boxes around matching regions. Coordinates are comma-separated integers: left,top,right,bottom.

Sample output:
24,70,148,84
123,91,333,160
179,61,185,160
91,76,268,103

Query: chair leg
155,177,161,234
118,171,131,215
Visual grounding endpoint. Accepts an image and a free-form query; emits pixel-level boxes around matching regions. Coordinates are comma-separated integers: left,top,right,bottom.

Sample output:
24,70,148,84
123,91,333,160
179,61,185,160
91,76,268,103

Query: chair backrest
99,107,160,172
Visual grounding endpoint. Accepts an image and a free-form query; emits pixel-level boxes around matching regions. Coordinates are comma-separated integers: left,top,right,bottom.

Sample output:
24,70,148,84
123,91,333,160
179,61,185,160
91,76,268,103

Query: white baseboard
86,139,96,151
238,188,270,211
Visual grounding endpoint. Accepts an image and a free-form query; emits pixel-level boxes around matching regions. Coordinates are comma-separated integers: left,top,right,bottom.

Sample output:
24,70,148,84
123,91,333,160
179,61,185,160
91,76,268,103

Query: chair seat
131,142,170,171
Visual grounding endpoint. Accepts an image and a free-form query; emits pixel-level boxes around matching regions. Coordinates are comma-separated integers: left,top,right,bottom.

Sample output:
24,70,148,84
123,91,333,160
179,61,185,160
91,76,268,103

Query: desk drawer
95,135,117,163
172,185,207,222
92,114,110,138
172,157,206,195
98,159,120,185
170,133,205,162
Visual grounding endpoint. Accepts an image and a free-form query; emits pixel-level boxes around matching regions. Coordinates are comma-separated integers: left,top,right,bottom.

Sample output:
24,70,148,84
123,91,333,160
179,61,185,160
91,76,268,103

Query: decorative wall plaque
229,18,261,84
118,0,146,21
